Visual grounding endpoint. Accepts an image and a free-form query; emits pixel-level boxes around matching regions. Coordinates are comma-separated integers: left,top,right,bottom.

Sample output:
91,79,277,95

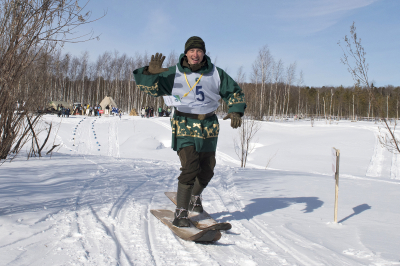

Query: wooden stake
333,148,340,223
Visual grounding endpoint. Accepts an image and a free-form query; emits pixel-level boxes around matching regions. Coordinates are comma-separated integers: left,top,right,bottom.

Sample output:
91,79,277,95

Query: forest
15,47,400,120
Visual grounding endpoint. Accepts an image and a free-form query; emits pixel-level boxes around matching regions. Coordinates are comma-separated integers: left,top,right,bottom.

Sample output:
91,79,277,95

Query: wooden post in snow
332,147,340,223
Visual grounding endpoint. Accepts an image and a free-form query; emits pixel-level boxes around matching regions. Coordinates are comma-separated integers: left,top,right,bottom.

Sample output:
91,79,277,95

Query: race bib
163,95,182,106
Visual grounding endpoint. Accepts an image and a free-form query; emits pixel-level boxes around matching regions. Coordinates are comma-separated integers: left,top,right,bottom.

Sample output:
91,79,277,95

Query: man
133,36,245,227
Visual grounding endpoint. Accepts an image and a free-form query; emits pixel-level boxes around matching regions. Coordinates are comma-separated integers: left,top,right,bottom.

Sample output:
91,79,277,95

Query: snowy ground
1,114,399,266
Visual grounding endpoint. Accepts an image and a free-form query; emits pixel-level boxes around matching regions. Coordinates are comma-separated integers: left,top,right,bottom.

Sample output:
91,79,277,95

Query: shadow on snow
214,197,324,223
338,203,372,223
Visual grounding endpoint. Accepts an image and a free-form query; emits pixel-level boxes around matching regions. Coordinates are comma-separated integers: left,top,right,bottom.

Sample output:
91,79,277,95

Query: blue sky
62,0,400,87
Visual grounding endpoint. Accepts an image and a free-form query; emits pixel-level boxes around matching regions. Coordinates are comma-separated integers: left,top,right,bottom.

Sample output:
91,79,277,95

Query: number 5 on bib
196,86,205,102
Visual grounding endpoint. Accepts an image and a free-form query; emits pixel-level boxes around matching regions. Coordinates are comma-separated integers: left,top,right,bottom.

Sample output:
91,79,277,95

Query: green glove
148,53,169,74
223,112,242,129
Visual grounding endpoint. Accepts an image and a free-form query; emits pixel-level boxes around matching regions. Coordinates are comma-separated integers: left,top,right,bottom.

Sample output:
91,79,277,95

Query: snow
1,115,400,265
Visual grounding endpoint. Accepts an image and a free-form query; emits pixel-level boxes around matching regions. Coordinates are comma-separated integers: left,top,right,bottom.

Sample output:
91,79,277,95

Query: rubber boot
189,178,205,213
172,182,192,227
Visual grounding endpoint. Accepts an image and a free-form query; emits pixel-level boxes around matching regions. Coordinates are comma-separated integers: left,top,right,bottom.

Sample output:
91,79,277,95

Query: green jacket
133,54,246,152
133,54,246,114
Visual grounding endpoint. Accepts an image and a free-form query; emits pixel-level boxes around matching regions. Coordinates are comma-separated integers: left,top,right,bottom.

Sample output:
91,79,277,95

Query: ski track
365,125,400,180
146,120,309,265
149,118,172,131
209,167,370,266
216,149,264,169
390,131,400,180
108,118,120,158
0,118,179,265
137,118,286,265
4,117,399,265
118,118,373,265
58,158,181,265
390,152,400,180
70,151,219,266
209,169,293,265
366,127,384,178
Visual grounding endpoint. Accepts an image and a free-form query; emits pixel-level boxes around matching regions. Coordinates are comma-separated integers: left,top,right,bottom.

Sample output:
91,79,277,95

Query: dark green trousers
177,145,216,187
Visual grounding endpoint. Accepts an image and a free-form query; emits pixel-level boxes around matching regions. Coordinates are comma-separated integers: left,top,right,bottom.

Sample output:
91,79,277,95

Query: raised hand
148,53,169,74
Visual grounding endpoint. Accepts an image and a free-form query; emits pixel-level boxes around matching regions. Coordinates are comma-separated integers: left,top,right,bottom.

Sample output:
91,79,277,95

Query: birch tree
253,45,272,118
272,59,284,120
284,62,296,117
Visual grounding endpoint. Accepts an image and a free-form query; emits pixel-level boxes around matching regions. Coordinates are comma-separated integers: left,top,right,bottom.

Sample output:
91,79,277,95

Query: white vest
172,65,221,114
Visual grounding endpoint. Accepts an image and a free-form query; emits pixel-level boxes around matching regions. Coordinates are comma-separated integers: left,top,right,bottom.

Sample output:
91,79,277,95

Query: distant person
141,107,146,118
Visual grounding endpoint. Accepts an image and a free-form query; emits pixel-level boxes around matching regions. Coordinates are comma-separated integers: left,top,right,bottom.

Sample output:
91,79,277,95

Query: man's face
186,48,204,65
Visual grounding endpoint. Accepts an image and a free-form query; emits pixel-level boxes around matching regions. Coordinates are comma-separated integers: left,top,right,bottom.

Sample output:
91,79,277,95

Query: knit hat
184,36,206,54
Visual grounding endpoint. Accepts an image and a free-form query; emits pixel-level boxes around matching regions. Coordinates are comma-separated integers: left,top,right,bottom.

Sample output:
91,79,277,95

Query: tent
99,96,117,111
48,101,73,110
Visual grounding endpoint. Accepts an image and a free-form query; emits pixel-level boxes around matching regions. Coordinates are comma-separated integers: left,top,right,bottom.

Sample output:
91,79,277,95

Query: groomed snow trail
1,116,399,265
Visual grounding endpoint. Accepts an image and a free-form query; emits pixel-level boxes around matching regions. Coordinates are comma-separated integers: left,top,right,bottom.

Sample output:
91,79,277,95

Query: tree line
18,47,400,120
